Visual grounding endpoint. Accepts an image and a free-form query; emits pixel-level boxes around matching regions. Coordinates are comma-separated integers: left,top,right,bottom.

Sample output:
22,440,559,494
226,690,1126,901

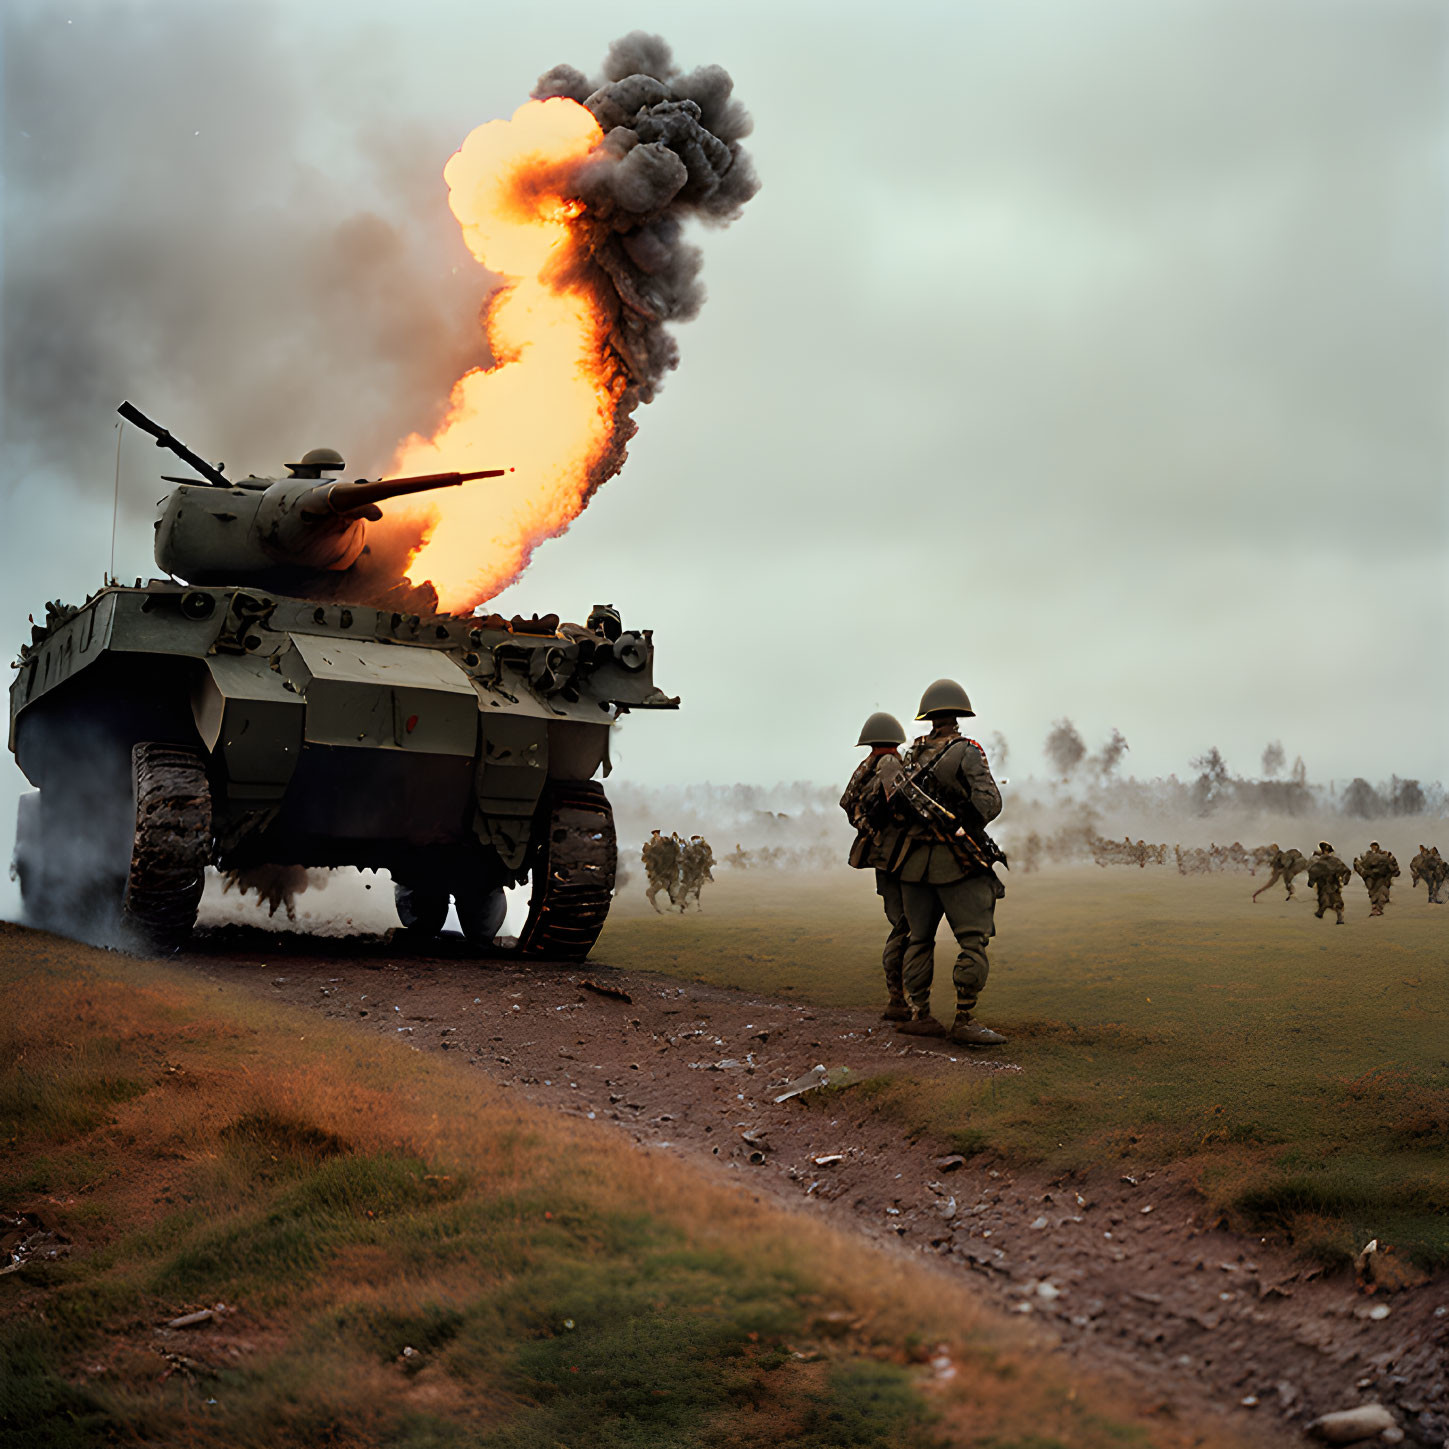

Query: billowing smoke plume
535,30,759,417
1093,728,1130,779
2,2,489,514
1044,718,1088,778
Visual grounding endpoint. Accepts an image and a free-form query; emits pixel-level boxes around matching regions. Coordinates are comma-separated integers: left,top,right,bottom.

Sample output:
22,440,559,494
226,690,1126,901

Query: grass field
600,866,1449,1269
0,924,1257,1449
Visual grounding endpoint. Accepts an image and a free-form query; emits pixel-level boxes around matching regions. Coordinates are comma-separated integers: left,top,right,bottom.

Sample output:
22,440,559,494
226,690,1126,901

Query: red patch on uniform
405,715,419,733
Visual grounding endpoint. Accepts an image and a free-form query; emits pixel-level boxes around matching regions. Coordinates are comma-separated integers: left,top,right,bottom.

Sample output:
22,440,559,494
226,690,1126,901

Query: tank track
123,743,212,947
518,781,617,960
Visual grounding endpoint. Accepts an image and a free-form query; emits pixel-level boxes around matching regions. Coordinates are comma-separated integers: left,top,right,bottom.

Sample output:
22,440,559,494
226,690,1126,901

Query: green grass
0,924,1241,1449
600,867,1449,1266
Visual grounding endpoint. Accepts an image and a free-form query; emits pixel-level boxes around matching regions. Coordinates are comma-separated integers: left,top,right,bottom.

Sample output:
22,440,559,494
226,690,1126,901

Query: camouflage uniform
896,724,1003,1037
679,837,715,911
1408,846,1445,904
641,830,679,913
840,747,911,1018
1252,846,1308,902
1353,843,1399,917
1306,844,1351,925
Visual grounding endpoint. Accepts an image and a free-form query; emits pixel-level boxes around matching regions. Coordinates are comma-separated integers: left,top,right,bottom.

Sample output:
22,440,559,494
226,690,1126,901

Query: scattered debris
0,1214,70,1276
580,979,632,1004
163,1304,232,1330
1306,1404,1397,1443
812,1154,845,1167
773,1064,853,1103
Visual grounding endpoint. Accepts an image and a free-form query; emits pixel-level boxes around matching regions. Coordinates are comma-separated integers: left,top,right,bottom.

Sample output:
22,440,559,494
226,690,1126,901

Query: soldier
1252,844,1308,902
679,835,715,911
892,679,1007,1047
1429,847,1448,905
1353,841,1400,917
1306,841,1352,925
641,829,679,913
840,711,912,1021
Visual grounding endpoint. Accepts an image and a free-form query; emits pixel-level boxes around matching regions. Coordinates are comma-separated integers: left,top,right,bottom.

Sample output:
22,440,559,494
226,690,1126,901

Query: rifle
893,749,1009,875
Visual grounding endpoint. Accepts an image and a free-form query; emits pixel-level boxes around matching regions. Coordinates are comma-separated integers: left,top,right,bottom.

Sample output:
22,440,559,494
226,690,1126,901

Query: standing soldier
1307,841,1352,925
840,712,912,1021
641,829,679,913
893,679,1007,1047
1353,841,1400,917
680,836,715,910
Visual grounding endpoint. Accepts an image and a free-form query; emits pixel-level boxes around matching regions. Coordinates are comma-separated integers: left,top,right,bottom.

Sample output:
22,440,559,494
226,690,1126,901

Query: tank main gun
129,403,507,592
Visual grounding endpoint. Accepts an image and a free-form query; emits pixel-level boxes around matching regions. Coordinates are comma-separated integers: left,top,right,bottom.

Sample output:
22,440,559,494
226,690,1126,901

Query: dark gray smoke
2,1,490,511
1044,718,1087,778
532,32,759,411
1093,727,1130,779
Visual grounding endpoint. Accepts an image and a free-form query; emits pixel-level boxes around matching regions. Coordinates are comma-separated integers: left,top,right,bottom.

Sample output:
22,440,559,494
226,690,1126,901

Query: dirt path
183,927,1449,1447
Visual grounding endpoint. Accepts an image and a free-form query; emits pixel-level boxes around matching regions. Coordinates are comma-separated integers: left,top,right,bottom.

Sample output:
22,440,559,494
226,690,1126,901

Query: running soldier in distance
840,711,912,1022
641,829,679,914
893,679,1007,1048
1307,842,1352,926
1353,842,1399,917
1410,845,1447,904
1252,845,1309,902
679,836,715,911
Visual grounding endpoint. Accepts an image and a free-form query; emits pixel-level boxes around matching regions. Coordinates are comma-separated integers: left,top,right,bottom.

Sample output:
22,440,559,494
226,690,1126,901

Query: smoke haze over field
1,0,1444,861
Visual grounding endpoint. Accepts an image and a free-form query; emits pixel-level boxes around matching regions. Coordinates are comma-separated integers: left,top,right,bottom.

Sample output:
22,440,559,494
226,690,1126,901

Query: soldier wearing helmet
893,679,1007,1047
1352,841,1399,917
286,448,346,479
840,710,912,1020
1307,841,1351,925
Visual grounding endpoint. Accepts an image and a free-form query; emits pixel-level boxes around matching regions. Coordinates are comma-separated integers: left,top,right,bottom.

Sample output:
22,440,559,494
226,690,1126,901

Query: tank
8,403,677,955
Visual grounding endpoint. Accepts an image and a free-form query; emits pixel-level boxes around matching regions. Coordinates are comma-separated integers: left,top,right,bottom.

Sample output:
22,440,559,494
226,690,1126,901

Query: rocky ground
181,925,1448,1447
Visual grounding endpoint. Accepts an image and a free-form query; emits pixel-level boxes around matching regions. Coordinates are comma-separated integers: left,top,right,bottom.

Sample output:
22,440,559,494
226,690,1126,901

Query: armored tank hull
10,581,675,954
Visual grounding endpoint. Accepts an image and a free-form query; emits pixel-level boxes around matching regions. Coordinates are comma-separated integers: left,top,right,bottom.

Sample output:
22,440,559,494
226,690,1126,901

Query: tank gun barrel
117,401,229,488
322,468,507,515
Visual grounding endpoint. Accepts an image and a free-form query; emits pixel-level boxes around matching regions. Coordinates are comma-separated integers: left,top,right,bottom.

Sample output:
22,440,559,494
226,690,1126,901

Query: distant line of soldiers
1092,835,1168,868
641,830,715,913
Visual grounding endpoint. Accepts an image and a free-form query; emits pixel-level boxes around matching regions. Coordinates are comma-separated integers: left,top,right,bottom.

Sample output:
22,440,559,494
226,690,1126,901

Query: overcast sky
2,0,1445,805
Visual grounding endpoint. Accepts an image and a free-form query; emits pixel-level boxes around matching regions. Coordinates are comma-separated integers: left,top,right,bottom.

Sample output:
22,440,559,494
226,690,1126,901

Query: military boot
947,1012,1006,1047
881,994,912,1023
895,1008,947,1038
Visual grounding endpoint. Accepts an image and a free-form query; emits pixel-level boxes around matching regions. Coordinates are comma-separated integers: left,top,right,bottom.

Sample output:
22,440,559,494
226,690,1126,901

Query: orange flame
388,99,620,612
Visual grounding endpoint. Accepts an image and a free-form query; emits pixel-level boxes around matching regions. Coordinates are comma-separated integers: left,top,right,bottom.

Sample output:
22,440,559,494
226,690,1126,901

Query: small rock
1306,1405,1397,1443
1029,1215,1048,1230
934,1155,965,1172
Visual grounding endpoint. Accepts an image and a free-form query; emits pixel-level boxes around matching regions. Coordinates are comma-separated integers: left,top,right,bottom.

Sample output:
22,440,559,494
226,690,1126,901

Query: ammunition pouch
895,753,1009,875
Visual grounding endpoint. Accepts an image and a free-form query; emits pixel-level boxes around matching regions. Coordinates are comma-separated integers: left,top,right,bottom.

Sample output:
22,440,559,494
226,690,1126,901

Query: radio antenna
110,418,125,583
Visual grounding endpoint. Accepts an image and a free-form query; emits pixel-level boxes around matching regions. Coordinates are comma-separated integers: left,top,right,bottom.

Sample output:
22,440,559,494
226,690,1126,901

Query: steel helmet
915,678,975,720
856,711,906,747
286,447,346,474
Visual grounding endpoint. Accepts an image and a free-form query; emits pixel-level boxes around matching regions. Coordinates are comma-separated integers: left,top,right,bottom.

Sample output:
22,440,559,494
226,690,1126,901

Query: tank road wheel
456,886,507,950
121,743,212,949
394,883,448,936
518,782,617,961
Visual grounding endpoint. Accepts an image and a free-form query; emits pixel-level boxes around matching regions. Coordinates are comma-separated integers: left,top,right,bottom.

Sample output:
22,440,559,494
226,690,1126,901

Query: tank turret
119,403,504,594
